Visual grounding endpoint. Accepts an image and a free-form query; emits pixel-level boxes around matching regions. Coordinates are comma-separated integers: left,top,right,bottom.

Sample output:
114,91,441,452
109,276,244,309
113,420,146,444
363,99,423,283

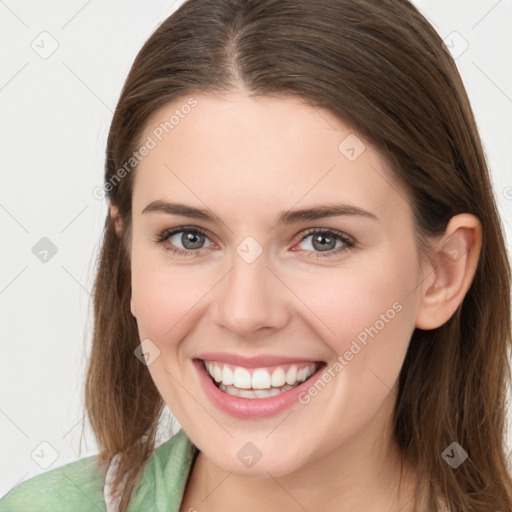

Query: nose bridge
213,242,289,336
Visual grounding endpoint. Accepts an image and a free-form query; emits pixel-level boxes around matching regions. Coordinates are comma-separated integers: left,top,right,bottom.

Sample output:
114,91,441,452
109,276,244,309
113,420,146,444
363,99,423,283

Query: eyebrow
141,200,378,224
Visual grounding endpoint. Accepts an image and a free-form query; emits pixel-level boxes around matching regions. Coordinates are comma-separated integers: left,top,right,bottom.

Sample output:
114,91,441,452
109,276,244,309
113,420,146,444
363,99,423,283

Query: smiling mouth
202,359,323,399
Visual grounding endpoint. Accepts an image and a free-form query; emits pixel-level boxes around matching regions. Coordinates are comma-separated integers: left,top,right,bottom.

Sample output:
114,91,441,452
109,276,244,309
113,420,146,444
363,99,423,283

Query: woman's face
129,91,425,476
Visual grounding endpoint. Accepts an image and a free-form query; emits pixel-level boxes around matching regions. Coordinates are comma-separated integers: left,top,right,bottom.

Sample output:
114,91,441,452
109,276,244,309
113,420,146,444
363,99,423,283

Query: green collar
127,429,199,511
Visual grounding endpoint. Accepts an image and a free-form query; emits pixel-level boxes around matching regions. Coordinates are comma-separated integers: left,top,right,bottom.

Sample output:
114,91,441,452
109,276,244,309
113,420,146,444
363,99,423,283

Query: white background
1,0,511,497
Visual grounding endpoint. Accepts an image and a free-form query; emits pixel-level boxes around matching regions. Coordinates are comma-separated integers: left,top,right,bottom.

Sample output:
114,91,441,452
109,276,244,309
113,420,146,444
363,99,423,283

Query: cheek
293,270,410,346
130,250,215,345
131,270,176,338
287,268,416,435
288,253,418,392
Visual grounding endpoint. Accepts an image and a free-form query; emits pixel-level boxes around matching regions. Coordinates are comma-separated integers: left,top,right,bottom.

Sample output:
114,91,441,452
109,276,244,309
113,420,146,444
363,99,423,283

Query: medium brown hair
85,0,512,510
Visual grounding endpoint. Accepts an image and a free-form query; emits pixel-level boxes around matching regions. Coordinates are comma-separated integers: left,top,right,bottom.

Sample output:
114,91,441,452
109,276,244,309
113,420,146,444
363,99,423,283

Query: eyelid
294,227,355,245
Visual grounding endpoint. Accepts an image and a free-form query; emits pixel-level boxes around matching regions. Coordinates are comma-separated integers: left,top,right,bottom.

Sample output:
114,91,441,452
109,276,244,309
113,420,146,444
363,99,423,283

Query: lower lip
193,359,326,419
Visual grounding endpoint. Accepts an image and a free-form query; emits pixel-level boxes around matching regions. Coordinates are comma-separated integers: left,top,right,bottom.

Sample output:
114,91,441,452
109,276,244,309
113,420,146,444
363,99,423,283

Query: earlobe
415,214,482,330
109,204,124,238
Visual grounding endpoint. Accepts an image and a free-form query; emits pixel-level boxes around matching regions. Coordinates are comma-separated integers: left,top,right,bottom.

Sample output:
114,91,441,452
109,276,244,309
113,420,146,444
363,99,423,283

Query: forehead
132,92,409,224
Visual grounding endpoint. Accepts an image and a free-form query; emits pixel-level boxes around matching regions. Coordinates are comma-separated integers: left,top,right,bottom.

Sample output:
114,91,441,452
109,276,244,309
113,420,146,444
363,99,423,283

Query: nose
211,249,291,339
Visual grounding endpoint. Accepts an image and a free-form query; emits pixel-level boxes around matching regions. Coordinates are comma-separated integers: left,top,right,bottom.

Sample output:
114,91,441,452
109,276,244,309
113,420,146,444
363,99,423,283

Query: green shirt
0,429,198,512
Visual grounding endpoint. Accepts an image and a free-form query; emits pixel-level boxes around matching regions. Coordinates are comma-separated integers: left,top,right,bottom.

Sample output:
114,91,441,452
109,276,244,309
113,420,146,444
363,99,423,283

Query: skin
110,90,481,511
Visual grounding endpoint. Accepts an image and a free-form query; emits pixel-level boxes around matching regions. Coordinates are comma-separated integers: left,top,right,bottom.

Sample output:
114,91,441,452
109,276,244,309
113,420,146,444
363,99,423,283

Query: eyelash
155,226,356,259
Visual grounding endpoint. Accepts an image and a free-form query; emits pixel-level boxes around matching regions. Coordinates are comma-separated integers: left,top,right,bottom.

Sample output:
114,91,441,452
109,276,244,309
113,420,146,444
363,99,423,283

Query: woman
2,0,511,510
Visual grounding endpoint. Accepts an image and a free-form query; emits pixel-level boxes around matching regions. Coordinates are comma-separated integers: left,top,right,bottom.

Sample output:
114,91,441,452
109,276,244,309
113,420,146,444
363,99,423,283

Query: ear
109,204,124,239
415,214,482,330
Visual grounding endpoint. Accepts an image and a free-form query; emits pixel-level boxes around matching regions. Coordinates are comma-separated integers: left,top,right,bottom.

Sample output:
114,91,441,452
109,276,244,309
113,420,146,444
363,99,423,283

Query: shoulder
0,430,198,512
0,454,107,512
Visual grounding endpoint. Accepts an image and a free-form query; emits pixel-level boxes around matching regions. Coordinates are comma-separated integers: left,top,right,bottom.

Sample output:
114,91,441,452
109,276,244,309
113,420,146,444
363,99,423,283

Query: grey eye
299,233,343,252
169,229,212,250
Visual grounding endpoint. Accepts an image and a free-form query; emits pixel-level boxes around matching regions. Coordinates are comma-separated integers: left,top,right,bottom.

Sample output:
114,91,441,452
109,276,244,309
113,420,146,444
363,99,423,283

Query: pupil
313,234,335,252
182,231,204,250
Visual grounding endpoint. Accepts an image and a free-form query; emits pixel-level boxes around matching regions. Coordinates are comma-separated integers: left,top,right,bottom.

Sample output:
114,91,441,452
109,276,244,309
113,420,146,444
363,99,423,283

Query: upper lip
195,352,323,368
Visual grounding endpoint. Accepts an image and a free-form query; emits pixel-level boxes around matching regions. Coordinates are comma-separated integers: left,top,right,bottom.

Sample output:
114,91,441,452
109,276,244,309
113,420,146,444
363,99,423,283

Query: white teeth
222,365,234,386
240,389,257,399
222,385,294,399
285,365,298,385
204,360,318,397
254,389,273,398
271,367,286,387
252,369,271,389
233,367,252,389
